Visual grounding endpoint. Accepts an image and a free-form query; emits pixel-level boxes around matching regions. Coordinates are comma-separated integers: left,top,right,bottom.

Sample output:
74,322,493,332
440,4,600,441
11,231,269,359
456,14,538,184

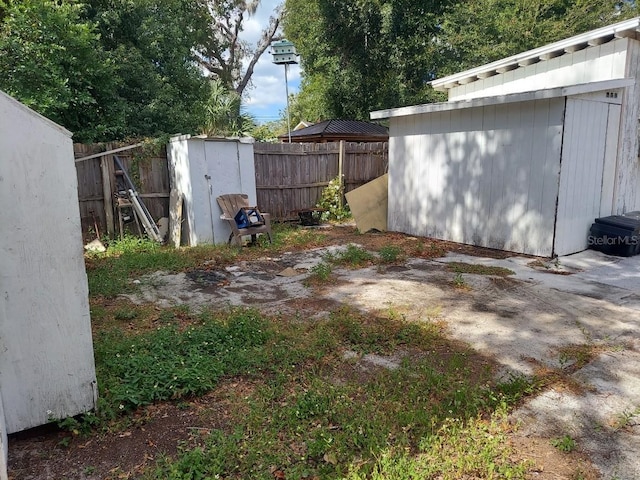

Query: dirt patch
9,402,208,480
509,436,599,480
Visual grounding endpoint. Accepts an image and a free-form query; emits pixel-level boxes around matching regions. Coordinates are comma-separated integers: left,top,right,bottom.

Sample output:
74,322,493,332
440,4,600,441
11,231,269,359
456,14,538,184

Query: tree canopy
284,0,639,122
0,0,280,142
0,0,121,141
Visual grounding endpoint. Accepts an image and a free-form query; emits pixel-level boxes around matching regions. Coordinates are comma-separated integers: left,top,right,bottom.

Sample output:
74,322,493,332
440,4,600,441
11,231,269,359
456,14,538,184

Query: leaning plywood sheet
169,189,183,248
345,173,388,233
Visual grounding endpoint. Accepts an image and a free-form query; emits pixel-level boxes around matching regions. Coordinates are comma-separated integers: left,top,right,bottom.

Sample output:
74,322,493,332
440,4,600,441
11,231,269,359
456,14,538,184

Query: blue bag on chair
234,207,265,228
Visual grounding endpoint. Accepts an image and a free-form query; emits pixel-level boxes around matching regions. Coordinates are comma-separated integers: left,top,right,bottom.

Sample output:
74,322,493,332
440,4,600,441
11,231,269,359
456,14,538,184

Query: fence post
338,140,345,209
100,156,115,237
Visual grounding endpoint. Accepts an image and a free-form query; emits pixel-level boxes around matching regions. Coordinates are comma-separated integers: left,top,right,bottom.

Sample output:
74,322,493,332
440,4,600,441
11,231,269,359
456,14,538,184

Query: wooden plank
75,142,144,162
78,195,104,202
139,192,170,199
169,189,183,248
256,181,331,190
100,156,115,236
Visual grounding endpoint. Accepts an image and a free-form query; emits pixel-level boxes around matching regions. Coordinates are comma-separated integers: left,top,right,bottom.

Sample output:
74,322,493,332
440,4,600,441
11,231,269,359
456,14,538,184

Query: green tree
285,0,638,121
440,0,640,75
284,0,449,121
202,79,255,137
249,120,285,142
86,0,212,139
0,0,121,141
0,0,281,141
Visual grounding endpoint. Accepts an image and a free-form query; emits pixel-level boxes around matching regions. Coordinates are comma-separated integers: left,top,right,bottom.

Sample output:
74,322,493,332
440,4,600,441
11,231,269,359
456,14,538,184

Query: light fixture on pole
270,39,299,143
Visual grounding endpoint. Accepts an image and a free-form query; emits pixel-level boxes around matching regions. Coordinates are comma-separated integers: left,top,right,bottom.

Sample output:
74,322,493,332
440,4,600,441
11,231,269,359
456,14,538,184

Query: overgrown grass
80,232,543,479
85,236,234,297
93,308,271,420
378,244,404,264
86,306,538,480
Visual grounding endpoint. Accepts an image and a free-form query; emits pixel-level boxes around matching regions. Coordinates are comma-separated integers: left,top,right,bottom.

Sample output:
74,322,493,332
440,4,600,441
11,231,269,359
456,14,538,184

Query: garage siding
388,98,565,256
448,38,629,101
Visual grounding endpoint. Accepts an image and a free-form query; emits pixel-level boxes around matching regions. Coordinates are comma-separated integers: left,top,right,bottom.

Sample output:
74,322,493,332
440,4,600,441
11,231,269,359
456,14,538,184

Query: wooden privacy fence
74,140,388,237
74,142,170,238
254,141,388,220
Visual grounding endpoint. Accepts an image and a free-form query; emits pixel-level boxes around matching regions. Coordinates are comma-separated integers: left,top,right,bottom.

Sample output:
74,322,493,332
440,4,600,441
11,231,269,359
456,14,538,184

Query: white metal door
554,98,620,256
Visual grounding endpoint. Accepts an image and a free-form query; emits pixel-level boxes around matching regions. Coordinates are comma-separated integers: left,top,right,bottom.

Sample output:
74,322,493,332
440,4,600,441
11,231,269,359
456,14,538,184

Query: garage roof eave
430,16,640,92
370,78,635,120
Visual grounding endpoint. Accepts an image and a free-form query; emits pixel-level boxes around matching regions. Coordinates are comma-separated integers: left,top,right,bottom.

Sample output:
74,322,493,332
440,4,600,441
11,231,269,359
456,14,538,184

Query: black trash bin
589,215,640,257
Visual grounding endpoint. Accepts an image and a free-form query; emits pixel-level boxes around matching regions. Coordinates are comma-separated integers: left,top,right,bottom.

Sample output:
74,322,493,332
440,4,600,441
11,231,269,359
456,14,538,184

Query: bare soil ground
10,224,640,480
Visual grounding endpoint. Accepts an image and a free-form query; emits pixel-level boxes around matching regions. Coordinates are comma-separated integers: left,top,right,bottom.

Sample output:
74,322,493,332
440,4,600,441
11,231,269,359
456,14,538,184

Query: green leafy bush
317,176,350,221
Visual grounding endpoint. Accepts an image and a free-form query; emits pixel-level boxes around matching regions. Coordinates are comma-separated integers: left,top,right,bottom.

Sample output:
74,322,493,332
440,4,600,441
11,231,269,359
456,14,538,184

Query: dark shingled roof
279,119,388,142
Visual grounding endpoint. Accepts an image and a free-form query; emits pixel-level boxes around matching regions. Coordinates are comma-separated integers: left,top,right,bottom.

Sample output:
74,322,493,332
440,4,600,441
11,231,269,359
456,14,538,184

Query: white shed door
554,98,620,256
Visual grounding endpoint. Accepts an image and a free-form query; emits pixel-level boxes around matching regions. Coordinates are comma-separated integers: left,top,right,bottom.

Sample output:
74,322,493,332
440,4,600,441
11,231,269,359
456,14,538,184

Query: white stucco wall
167,136,257,245
0,91,97,435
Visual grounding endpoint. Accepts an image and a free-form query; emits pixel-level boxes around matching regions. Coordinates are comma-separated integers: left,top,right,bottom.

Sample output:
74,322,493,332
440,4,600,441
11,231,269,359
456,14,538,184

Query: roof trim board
370,78,634,120
0,90,72,137
431,16,640,91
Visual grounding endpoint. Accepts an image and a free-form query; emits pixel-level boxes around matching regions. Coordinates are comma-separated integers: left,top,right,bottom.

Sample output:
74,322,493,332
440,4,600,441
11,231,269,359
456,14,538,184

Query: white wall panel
600,104,621,217
0,91,97,434
388,98,565,256
554,99,609,255
614,38,640,213
448,39,630,101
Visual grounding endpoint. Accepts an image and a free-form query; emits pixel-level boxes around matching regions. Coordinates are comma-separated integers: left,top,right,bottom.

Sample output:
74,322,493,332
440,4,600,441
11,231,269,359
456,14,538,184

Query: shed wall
388,98,565,256
0,92,97,433
448,38,629,101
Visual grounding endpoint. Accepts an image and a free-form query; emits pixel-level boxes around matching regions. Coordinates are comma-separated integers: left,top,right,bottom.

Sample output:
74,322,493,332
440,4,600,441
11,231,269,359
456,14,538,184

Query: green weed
94,308,272,417
87,303,540,479
378,244,404,264
142,306,534,479
346,410,531,479
114,308,138,321
327,244,375,268
268,223,328,249
309,262,333,282
551,434,577,452
447,262,515,277
452,272,467,289
85,239,238,298
317,176,351,221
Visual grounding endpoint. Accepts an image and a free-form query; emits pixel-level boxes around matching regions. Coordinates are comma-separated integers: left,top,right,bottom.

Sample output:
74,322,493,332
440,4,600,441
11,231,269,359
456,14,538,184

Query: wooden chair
216,193,272,246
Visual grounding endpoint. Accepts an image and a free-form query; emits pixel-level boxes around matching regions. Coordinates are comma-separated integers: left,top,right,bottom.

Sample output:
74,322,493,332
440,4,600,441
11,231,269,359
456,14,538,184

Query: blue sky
240,1,301,124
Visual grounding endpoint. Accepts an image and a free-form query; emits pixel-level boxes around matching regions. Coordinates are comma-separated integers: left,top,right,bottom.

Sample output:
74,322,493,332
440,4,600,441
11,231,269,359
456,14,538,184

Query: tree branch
236,14,280,95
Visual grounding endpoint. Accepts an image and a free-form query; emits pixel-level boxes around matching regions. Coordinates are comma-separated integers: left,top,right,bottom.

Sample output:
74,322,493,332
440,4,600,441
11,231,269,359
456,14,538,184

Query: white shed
371,17,640,257
167,135,257,246
0,91,97,477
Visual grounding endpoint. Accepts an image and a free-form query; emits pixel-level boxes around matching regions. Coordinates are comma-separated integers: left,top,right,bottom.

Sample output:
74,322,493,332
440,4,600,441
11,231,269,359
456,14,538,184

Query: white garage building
371,17,640,257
